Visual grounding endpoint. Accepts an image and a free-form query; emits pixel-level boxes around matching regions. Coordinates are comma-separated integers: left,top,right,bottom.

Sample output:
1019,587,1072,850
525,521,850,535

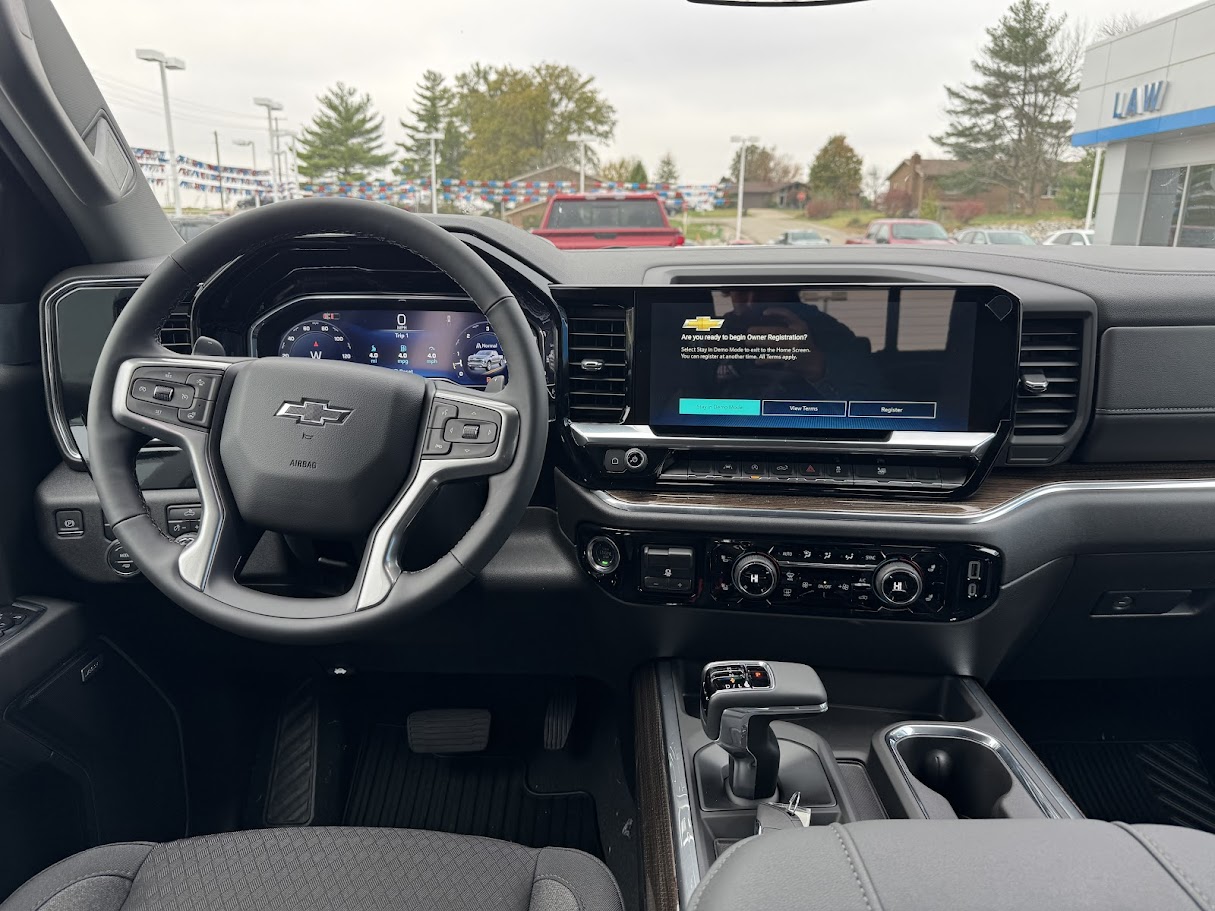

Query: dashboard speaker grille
1014,317,1082,436
158,305,193,354
566,306,628,422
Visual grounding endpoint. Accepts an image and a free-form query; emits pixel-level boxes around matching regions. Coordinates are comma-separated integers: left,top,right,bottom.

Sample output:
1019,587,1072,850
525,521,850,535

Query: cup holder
886,724,1051,819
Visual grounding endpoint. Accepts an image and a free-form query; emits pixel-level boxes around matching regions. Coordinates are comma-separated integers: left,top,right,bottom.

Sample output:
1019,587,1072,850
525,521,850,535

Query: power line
92,71,267,122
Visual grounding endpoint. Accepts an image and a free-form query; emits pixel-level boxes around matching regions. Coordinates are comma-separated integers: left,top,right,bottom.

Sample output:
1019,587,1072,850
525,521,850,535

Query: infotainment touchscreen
635,285,1017,435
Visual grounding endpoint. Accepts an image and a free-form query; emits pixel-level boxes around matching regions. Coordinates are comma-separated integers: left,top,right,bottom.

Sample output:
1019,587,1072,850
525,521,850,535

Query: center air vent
158,305,193,354
1014,317,1083,437
566,306,628,422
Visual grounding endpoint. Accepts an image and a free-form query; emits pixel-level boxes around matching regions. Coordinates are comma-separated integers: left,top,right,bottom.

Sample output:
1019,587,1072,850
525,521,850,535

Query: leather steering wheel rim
87,197,548,643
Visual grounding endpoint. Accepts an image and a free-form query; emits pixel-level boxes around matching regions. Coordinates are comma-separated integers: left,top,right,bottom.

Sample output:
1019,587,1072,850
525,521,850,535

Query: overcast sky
54,0,1175,183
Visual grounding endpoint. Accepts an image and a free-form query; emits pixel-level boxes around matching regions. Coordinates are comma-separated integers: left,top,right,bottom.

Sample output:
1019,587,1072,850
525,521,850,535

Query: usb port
967,560,983,580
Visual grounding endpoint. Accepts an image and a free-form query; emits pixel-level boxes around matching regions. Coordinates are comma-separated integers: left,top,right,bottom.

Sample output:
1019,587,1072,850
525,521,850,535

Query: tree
456,63,615,179
1096,12,1143,38
931,0,1079,214
600,157,642,183
863,164,885,209
1056,147,1101,218
297,82,392,182
808,134,864,207
656,152,679,185
397,70,464,181
727,144,801,185
627,160,649,185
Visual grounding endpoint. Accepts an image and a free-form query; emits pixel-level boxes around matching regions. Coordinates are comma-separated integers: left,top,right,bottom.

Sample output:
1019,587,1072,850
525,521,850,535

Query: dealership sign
1112,80,1167,119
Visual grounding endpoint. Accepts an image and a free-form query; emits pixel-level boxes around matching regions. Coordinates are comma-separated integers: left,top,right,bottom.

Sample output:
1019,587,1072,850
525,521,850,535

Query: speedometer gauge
278,320,353,362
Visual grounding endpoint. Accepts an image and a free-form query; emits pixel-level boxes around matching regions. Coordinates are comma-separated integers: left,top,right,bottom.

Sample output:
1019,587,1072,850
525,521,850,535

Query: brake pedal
543,683,577,751
263,683,320,827
407,708,491,753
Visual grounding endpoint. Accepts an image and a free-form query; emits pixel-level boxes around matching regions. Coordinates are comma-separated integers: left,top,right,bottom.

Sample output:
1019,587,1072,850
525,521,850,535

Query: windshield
988,232,1037,244
892,223,949,241
55,0,1211,249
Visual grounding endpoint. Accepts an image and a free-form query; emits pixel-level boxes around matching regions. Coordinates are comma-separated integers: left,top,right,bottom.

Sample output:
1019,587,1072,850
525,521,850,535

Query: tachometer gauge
278,320,353,362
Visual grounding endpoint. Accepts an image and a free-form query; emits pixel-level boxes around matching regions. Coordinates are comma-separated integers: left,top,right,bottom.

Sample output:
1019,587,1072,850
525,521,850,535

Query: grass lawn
686,222,729,244
801,208,883,231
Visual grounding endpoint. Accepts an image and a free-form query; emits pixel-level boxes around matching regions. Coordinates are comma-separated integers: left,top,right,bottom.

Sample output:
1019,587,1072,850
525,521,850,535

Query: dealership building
1073,0,1215,247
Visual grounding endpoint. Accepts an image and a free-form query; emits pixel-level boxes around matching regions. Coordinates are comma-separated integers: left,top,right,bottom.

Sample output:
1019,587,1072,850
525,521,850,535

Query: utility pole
213,130,226,209
730,134,759,242
136,49,185,216
570,135,594,193
420,132,442,214
234,138,259,206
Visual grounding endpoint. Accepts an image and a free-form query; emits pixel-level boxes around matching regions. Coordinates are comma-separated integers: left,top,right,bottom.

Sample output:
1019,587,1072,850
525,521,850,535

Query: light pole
253,97,284,201
419,132,442,214
275,129,298,199
233,139,259,206
570,135,595,193
136,49,185,216
730,134,759,242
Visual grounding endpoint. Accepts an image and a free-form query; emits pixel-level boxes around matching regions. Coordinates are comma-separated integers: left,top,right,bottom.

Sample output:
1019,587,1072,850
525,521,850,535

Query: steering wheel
87,198,548,643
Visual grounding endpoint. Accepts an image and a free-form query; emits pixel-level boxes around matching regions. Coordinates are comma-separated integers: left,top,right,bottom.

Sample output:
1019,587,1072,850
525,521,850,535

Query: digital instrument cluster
254,297,507,387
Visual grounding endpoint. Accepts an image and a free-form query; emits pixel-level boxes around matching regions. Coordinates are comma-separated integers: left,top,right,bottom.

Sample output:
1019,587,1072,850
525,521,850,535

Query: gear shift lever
700,660,829,800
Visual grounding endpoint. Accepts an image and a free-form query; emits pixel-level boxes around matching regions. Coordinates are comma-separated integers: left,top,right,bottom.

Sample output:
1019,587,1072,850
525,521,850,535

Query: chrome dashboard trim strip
588,477,1215,525
40,277,144,468
885,723,1063,819
568,423,996,458
656,660,702,908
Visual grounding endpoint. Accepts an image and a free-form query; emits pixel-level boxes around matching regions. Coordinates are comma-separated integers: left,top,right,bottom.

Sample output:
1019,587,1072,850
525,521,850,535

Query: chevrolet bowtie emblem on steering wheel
274,399,353,426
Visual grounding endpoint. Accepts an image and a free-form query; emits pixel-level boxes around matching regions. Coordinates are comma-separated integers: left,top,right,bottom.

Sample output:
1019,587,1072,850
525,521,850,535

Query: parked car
846,218,953,245
1042,229,1095,246
167,214,226,241
956,228,1037,245
531,193,685,249
771,229,830,246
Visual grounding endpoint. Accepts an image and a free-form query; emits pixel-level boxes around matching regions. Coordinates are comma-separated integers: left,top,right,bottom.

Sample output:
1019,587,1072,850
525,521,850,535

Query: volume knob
873,560,923,608
731,553,779,599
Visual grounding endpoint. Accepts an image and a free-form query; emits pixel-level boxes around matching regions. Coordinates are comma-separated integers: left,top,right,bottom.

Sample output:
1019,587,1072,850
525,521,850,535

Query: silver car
956,228,1036,245
771,229,830,246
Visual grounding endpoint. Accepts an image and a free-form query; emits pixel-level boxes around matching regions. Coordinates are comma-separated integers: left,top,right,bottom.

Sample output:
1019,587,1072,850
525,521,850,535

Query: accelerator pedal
407,708,491,753
543,682,578,751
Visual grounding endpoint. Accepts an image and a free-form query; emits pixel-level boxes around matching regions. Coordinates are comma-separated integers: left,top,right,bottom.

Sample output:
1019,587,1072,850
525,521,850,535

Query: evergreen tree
297,82,392,182
1056,148,1101,219
931,0,1079,214
397,70,463,181
656,152,679,185
627,160,649,185
808,135,864,206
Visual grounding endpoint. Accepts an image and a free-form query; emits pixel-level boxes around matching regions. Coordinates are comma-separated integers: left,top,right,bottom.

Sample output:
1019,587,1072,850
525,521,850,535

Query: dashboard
33,222,1215,681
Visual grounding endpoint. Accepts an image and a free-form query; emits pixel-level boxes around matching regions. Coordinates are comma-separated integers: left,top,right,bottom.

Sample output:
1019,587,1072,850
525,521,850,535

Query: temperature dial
731,553,779,599
873,560,924,608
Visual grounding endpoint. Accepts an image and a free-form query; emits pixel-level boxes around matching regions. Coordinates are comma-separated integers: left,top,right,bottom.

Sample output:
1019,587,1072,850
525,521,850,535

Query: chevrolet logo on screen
683,316,725,331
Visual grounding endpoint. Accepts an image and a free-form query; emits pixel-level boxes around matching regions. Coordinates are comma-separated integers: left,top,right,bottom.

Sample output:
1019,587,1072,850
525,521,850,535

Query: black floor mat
1035,740,1215,832
344,722,602,855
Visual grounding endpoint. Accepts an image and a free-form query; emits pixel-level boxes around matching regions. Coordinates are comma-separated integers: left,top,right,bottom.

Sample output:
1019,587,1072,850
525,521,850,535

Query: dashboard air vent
158,305,193,354
566,306,628,423
1014,317,1083,436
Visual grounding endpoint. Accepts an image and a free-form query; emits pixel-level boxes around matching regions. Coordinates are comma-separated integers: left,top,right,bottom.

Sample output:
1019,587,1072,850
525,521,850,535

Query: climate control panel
577,527,1001,621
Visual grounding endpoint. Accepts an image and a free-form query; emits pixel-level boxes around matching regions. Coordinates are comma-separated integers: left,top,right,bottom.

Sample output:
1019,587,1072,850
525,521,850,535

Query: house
721,180,800,211
886,153,1071,217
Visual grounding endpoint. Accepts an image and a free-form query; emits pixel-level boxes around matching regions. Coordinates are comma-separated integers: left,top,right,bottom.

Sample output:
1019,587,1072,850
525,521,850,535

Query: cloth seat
1,827,624,911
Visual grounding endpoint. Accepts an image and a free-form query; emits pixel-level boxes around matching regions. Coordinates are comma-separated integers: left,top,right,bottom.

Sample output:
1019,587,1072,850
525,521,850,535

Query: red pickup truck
845,218,954,245
532,194,685,250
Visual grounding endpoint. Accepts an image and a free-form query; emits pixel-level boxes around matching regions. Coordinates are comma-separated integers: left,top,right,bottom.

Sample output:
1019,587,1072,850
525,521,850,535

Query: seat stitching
539,847,625,911
832,825,879,911
533,875,585,911
1115,823,1212,911
686,838,751,911
31,872,136,911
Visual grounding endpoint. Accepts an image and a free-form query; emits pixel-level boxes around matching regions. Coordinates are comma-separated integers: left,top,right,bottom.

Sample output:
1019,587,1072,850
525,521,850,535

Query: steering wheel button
456,404,500,425
422,428,451,457
449,442,496,459
152,384,174,402
178,398,214,427
441,419,498,444
186,373,222,400
429,401,459,427
128,398,181,425
134,366,192,385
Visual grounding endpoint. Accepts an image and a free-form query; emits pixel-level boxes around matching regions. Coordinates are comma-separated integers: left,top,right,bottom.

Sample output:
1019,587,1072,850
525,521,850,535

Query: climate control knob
731,553,779,599
873,559,924,608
